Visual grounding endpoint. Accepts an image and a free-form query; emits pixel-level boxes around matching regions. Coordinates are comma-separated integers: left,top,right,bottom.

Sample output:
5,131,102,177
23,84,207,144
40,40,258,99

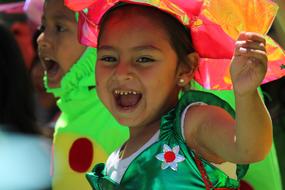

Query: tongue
118,94,141,107
46,60,59,77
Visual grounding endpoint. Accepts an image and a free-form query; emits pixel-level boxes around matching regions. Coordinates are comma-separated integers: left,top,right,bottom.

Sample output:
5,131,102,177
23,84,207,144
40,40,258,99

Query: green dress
86,90,248,190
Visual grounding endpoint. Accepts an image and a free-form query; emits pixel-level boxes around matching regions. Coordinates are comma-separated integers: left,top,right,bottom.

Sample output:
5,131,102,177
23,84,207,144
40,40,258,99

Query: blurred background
0,0,58,189
263,0,285,188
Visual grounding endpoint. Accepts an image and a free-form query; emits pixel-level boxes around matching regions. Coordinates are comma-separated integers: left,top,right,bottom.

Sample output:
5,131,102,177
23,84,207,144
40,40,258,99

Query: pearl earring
179,78,185,85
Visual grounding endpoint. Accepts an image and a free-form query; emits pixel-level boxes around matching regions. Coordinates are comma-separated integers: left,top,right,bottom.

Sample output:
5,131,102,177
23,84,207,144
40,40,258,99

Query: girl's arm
184,32,272,164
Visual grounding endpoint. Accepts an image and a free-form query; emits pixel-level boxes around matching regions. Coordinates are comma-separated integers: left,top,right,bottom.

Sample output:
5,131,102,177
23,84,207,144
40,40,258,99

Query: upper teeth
114,90,138,95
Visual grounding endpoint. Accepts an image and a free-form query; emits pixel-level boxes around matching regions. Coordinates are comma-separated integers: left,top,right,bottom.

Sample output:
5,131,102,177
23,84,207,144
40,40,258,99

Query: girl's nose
37,32,52,49
114,62,133,81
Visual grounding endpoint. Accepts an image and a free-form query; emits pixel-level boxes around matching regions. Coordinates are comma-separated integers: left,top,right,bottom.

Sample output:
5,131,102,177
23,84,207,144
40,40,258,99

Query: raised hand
230,32,267,96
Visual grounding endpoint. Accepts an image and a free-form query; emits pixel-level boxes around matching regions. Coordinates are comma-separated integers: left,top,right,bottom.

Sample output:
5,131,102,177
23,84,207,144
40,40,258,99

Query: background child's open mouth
43,58,60,78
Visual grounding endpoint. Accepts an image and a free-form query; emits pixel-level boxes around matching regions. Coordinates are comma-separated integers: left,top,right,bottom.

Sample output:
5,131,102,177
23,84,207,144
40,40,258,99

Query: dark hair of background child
0,23,39,134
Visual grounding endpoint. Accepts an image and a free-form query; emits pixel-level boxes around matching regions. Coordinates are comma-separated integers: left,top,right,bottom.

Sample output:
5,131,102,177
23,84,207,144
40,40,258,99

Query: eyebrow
52,13,74,22
42,13,74,22
98,45,116,51
132,45,162,52
98,45,162,52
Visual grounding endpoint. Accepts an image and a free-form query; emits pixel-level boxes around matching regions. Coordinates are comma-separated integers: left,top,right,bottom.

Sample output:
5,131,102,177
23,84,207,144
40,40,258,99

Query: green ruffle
44,47,97,101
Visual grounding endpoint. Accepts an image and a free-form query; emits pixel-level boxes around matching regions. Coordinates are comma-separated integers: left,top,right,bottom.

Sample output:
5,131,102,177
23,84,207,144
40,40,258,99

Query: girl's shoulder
164,90,235,141
180,90,238,164
162,90,236,162
176,90,235,118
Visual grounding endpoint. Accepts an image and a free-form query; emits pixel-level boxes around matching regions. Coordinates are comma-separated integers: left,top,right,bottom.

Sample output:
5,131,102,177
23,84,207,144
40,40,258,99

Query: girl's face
37,0,86,88
96,12,181,128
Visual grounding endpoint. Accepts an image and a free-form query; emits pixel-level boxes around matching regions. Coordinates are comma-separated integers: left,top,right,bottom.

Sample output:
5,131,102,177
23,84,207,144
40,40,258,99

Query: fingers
235,48,268,64
236,32,266,53
235,41,266,52
237,32,266,44
235,32,267,64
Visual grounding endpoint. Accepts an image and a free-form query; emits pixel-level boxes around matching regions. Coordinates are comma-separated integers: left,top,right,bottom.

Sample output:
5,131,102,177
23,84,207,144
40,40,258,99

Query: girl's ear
176,52,199,87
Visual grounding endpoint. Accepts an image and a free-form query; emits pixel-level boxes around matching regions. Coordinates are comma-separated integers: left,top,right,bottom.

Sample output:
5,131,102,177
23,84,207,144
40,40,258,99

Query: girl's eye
136,57,155,63
100,56,117,63
56,24,66,32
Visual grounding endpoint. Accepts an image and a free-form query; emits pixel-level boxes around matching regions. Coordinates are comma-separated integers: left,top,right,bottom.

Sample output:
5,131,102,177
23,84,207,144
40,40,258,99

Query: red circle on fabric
239,180,254,190
164,151,176,163
69,138,93,173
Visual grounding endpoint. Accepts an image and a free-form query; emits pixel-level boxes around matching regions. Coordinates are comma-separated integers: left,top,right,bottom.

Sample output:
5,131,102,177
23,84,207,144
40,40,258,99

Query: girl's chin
112,109,142,126
116,118,140,128
47,83,59,89
46,71,64,89
47,80,61,89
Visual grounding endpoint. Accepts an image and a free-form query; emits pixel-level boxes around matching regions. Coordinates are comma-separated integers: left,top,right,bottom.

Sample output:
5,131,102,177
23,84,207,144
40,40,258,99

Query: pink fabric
191,15,236,59
0,2,25,14
64,0,285,90
23,0,44,26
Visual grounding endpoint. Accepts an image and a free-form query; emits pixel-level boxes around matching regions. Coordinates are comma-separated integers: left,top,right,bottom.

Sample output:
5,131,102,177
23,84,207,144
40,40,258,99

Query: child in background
30,30,59,137
37,0,128,189
65,0,285,189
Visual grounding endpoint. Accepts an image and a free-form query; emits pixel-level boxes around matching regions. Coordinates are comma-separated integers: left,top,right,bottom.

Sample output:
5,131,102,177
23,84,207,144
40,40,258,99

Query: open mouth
113,89,142,110
42,57,60,78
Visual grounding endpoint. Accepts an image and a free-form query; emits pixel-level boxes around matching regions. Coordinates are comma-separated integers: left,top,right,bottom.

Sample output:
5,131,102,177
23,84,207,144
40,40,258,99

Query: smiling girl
65,0,285,189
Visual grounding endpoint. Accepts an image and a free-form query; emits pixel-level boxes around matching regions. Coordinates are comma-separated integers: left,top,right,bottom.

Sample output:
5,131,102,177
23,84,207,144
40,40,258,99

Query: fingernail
239,47,247,53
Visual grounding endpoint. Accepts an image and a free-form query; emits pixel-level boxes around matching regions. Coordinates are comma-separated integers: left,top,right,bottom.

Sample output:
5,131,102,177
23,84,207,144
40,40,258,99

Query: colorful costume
65,0,285,90
64,0,285,189
45,48,129,190
86,90,248,190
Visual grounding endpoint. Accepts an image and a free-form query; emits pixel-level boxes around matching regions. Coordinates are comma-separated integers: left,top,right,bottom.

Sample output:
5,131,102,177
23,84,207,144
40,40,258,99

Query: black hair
98,3,196,70
30,29,42,69
0,23,39,134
